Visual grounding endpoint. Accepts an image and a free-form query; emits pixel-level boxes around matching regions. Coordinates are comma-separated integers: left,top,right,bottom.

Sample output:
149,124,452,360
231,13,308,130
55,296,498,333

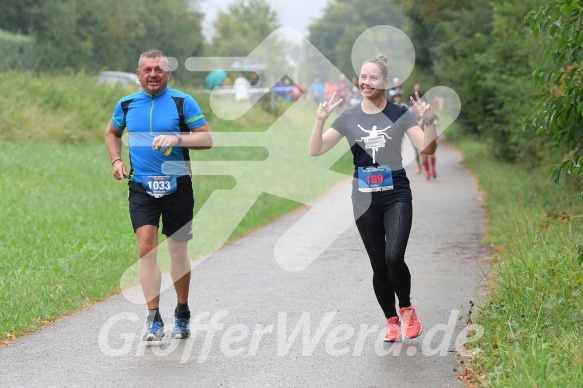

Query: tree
203,0,291,83
398,0,558,169
0,0,204,76
207,0,284,57
390,0,468,73
429,0,494,138
524,0,583,188
0,29,35,72
305,0,407,82
436,0,549,162
0,0,40,34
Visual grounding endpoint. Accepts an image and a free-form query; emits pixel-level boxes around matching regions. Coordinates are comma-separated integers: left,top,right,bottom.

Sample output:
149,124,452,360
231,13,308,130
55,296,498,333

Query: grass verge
455,138,582,386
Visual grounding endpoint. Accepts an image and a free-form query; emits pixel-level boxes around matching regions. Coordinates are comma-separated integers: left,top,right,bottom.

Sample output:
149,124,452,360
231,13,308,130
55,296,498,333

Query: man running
105,49,213,341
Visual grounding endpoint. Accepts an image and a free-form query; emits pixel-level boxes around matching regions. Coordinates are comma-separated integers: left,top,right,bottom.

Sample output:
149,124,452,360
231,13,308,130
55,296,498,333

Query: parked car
98,71,139,88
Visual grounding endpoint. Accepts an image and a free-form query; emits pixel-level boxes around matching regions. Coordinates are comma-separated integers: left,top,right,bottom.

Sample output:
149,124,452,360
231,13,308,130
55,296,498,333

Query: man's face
137,56,169,95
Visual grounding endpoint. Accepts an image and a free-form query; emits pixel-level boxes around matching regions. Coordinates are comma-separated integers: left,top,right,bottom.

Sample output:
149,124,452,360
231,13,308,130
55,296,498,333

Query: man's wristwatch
423,115,436,126
174,133,183,146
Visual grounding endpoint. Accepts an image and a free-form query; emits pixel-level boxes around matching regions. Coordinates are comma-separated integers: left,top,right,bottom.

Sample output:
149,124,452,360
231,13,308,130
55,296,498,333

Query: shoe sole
143,332,164,341
172,333,190,339
383,336,401,342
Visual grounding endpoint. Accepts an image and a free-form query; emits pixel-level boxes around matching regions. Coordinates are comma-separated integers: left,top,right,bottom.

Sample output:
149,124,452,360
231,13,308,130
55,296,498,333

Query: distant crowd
205,70,426,113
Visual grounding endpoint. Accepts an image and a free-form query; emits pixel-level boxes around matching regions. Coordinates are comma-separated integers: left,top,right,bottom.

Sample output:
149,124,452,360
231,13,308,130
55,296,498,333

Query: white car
98,71,139,88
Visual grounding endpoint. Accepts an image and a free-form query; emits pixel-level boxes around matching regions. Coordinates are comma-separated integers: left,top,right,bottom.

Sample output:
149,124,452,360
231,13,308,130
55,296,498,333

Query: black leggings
353,201,413,318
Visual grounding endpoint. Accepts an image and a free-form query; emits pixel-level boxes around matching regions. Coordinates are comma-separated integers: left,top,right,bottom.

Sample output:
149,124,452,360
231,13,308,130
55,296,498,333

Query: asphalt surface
0,143,490,387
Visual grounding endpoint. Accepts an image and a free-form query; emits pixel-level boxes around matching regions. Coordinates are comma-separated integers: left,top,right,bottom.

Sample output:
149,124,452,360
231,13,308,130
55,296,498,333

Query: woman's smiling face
359,62,388,100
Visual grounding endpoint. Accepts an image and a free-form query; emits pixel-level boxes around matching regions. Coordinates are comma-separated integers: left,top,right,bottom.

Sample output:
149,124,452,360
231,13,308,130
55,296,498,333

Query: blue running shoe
173,313,190,339
142,319,164,341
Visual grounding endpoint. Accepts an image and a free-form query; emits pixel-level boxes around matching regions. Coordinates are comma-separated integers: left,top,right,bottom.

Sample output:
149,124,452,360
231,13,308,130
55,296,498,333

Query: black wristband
423,115,436,126
111,158,122,165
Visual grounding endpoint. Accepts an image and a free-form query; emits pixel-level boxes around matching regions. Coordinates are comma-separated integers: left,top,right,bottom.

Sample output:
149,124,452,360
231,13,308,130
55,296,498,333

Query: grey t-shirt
331,102,418,205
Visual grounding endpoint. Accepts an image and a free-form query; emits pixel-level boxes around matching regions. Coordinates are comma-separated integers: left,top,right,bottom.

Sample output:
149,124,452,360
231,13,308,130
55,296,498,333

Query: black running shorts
128,176,195,242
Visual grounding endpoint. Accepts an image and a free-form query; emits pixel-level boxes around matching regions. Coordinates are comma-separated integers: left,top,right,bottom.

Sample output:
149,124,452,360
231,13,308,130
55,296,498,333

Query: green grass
455,138,583,386
0,71,280,142
0,72,354,340
0,142,312,338
0,142,135,336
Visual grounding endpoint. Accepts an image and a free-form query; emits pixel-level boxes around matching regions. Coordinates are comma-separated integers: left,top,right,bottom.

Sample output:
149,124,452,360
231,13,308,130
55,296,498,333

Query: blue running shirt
111,87,206,183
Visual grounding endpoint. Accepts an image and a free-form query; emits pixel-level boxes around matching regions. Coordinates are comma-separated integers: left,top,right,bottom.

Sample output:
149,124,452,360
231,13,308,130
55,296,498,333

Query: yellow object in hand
153,144,172,156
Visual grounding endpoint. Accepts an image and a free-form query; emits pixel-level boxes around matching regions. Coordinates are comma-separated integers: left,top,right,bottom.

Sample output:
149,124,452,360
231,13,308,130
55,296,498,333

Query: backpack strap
171,96,192,175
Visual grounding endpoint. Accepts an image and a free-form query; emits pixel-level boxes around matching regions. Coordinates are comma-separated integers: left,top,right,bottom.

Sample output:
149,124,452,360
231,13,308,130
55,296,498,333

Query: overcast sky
199,0,330,43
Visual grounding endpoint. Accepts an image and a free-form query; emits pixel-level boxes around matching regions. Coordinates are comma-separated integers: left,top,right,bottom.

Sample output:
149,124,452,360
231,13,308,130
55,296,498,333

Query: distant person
409,99,438,179
388,77,404,103
324,78,337,100
408,85,425,173
392,92,406,107
105,49,213,342
233,72,251,101
309,78,325,104
336,74,350,110
282,79,294,102
273,78,291,101
408,82,424,103
309,55,437,343
349,76,362,107
274,78,288,101
426,116,439,179
290,82,304,101
408,102,423,174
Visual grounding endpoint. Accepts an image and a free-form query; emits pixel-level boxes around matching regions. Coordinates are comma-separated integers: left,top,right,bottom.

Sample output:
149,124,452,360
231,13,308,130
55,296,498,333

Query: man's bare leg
167,238,191,304
136,225,161,309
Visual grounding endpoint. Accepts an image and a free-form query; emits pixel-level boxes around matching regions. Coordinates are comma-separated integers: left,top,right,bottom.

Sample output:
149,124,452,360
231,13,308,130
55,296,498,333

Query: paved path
1,143,489,387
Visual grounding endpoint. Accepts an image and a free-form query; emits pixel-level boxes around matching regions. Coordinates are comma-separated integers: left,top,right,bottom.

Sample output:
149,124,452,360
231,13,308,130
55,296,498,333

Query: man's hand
152,134,179,150
112,159,128,180
152,134,179,155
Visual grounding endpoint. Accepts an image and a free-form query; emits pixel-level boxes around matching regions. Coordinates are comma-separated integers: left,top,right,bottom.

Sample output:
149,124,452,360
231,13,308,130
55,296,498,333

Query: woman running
309,55,436,342
409,102,439,180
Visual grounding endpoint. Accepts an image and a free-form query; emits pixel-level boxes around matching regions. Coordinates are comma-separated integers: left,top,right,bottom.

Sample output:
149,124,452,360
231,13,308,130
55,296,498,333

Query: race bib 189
357,166,394,192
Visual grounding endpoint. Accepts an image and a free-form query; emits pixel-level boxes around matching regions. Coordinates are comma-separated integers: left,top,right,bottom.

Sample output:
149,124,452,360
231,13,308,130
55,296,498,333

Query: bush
0,29,35,72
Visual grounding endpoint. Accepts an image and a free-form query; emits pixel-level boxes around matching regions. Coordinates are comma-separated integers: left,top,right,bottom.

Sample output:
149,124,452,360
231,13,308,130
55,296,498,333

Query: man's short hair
138,49,168,70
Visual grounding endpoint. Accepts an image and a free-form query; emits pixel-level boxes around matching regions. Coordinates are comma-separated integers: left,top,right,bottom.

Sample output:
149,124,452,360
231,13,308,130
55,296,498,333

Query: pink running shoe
399,306,423,339
384,316,401,342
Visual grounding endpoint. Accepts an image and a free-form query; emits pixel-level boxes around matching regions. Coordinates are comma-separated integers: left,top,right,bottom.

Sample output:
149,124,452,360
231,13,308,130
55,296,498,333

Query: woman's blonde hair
362,55,389,79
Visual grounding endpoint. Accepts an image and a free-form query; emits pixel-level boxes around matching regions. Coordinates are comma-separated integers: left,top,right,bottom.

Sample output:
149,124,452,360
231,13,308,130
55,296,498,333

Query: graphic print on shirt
356,124,392,164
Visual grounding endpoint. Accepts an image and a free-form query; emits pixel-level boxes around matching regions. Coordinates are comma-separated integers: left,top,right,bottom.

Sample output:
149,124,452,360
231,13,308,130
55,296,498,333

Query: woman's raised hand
317,92,344,121
409,92,433,121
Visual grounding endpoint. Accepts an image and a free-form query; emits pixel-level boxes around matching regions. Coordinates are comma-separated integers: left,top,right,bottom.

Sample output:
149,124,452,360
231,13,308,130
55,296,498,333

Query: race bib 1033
142,175,178,198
